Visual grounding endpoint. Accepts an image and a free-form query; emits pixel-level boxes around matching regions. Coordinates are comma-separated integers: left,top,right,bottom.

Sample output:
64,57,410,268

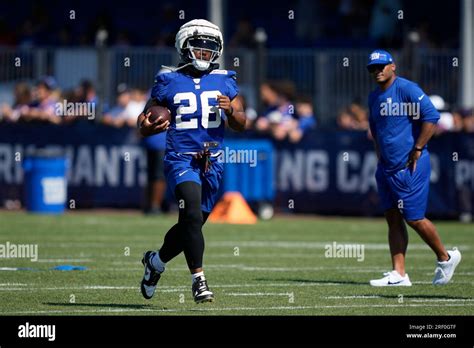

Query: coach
366,50,461,287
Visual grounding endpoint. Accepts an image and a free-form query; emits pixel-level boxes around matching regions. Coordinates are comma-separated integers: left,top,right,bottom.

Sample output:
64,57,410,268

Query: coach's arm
368,126,380,160
406,122,437,172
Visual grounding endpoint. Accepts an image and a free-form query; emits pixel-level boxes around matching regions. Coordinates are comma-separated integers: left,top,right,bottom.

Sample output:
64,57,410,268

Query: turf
0,211,472,316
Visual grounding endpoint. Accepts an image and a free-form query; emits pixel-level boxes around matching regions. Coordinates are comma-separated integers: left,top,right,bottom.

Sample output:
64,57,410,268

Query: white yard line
1,280,473,292
36,259,93,263
0,283,28,286
410,298,474,302
322,295,474,302
208,241,471,251
2,302,473,315
100,265,440,272
225,292,293,297
31,241,471,251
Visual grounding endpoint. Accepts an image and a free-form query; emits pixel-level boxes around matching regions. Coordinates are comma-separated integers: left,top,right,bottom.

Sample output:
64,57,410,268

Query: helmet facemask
183,35,221,71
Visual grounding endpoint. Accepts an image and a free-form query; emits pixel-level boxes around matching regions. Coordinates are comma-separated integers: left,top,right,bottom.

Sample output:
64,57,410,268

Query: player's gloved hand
138,111,170,137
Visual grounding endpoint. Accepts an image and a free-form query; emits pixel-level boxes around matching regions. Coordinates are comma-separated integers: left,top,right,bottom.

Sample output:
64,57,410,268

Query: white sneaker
433,248,462,285
370,270,412,287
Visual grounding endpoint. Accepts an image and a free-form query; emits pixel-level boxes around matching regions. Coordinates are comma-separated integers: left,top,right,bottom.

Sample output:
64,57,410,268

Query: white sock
192,271,205,283
151,251,166,273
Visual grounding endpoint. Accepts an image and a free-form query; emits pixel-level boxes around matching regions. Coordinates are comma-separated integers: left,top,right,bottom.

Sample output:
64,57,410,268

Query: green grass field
0,211,472,315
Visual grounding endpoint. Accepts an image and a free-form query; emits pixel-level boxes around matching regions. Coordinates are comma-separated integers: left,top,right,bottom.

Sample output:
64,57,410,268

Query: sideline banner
0,123,472,217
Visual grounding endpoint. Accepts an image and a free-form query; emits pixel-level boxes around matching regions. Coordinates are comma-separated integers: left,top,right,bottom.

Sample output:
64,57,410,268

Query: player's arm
406,86,439,171
137,98,170,137
217,95,246,132
367,96,380,160
406,121,437,171
414,122,437,150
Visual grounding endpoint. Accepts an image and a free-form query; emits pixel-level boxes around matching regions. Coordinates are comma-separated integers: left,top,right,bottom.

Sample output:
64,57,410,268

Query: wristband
414,146,423,152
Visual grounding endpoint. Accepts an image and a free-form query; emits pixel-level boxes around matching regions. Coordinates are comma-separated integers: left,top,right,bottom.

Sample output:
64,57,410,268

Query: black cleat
140,251,162,300
192,276,214,303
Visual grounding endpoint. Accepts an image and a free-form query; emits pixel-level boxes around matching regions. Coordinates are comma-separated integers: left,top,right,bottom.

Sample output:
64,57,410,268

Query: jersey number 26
174,90,222,129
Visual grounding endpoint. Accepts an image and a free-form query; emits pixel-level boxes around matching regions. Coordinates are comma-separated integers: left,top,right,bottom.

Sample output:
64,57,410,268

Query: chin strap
161,62,220,74
160,62,192,72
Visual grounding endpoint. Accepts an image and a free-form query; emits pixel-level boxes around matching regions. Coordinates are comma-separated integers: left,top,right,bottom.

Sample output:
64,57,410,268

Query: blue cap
367,50,394,68
36,76,57,90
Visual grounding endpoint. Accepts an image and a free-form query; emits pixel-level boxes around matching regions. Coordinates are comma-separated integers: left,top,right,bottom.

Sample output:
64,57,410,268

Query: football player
137,19,246,303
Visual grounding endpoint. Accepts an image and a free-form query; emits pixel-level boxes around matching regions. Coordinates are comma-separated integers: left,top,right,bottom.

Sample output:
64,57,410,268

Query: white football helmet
175,19,223,71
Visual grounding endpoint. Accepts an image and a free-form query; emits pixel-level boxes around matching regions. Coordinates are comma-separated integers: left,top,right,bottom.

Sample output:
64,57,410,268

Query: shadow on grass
44,302,149,309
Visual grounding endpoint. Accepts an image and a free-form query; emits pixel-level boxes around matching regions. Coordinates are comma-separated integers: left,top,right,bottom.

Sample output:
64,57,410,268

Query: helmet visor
187,36,220,52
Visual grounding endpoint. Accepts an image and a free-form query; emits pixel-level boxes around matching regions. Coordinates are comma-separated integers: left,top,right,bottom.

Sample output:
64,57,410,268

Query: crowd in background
336,96,474,134
2,77,474,137
0,77,320,142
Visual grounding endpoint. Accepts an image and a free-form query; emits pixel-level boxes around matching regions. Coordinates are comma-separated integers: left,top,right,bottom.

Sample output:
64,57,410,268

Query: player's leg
370,166,412,286
402,153,461,285
175,181,205,271
184,158,224,302
141,182,207,300
406,218,448,261
406,217,461,284
149,210,211,265
385,208,408,276
174,181,214,303
141,153,197,300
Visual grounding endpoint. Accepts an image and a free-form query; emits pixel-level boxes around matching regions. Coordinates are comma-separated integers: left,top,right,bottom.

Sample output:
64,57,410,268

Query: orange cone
209,192,257,224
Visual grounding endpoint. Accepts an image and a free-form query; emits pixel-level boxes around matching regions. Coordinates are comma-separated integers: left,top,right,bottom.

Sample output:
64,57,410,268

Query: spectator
288,96,317,143
256,81,297,141
125,88,147,120
337,101,368,130
461,108,474,133
19,76,60,124
1,82,32,122
349,101,369,130
75,79,98,105
59,88,81,124
102,84,135,128
429,95,455,134
451,109,465,132
337,108,356,130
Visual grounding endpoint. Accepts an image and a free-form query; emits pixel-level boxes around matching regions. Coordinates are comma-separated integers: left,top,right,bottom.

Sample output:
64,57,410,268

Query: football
147,105,171,123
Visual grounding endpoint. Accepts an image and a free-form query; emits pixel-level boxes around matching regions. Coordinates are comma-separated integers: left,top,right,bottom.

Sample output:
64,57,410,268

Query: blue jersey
368,77,439,174
151,68,239,153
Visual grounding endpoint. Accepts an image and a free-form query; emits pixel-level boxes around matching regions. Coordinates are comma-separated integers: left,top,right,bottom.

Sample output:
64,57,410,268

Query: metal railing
0,47,460,125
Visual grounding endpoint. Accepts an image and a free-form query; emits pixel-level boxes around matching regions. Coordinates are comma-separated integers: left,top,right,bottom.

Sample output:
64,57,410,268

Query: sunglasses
367,64,389,73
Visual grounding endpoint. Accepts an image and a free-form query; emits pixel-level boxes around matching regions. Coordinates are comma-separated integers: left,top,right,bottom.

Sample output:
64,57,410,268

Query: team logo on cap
371,52,382,60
